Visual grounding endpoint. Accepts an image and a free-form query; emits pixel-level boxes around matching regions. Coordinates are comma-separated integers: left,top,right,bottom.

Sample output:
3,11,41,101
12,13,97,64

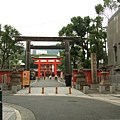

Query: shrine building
32,56,62,78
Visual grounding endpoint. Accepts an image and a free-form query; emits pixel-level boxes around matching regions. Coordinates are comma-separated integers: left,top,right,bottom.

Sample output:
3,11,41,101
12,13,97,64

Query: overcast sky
0,0,103,45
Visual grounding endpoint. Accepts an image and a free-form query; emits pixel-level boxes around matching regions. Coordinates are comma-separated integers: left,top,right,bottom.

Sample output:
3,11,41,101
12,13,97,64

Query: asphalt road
31,78,66,87
3,95,120,120
2,79,120,120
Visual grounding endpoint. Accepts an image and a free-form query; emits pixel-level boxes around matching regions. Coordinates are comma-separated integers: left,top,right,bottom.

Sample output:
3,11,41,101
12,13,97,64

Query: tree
83,16,92,59
95,0,120,19
89,16,108,68
59,16,89,68
0,25,24,69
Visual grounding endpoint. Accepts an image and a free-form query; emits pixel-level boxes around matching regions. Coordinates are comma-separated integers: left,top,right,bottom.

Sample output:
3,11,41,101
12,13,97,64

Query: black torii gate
15,36,80,86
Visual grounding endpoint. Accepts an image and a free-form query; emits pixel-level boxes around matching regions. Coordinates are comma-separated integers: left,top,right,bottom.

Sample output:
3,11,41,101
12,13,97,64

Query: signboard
22,71,30,86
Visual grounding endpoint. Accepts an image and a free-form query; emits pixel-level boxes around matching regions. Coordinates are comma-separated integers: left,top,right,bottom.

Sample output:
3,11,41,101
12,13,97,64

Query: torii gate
15,36,80,86
32,57,62,78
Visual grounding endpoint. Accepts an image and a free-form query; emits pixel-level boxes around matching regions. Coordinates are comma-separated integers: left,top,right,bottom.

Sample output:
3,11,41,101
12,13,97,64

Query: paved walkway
2,78,120,120
3,103,21,120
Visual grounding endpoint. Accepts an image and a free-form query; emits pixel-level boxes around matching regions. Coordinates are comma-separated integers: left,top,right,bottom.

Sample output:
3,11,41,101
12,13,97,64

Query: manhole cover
68,100,78,102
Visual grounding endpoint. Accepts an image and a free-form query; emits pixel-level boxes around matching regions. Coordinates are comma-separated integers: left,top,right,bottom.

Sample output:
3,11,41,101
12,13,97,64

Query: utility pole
0,24,1,68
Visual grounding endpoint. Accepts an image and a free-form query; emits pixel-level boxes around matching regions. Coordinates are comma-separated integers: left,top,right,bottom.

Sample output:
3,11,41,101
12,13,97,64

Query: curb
3,103,18,120
4,103,36,120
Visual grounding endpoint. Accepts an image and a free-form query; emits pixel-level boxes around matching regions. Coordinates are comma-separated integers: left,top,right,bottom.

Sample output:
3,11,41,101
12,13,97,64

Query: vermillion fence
0,74,10,85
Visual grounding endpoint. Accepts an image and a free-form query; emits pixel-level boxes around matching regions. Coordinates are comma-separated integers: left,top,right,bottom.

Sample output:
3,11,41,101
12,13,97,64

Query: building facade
107,8,120,74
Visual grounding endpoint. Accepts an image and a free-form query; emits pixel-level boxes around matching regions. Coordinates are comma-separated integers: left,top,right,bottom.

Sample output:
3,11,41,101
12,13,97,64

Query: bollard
110,86,116,94
76,84,80,90
99,86,105,94
28,86,31,93
69,87,71,94
0,101,2,120
55,87,58,94
42,87,44,94
0,86,2,91
0,90,2,103
0,90,2,120
12,86,17,93
83,86,89,94
17,85,21,91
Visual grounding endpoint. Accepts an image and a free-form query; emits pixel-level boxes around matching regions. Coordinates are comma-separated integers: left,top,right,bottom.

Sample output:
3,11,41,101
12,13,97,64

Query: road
2,78,120,120
30,77,66,87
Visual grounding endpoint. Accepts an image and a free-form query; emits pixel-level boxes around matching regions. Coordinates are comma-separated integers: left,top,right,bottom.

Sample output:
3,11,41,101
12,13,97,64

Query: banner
22,71,30,86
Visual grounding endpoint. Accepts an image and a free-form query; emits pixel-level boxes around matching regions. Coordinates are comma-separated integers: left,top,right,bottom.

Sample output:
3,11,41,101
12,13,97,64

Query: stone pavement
3,103,21,120
2,79,120,120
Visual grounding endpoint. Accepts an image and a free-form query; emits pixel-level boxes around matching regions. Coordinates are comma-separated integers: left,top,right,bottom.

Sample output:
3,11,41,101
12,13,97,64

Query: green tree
83,16,92,59
59,16,88,68
0,25,24,69
95,0,120,19
58,16,107,69
89,16,107,67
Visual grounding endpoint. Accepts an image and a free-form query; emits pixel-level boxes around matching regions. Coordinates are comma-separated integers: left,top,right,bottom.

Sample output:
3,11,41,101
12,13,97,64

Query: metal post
0,90,2,120
55,87,58,94
28,86,31,93
0,90,2,102
42,87,44,94
65,40,71,86
69,87,71,94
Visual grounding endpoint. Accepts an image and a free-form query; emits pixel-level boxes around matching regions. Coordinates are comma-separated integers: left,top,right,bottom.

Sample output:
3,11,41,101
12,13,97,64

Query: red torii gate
32,57,62,78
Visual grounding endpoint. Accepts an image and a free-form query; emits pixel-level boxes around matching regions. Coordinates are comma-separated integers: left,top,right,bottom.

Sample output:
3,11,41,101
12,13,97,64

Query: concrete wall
107,8,120,74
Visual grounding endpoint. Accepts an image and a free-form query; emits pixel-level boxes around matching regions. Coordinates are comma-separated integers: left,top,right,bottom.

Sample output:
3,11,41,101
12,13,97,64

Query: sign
22,71,30,86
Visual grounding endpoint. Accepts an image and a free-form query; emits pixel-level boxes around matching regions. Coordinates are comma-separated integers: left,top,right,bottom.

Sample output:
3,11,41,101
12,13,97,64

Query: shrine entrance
15,36,80,86
32,57,62,78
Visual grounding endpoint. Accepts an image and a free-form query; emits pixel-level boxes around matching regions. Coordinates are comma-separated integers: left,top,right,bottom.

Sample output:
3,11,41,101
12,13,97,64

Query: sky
0,0,103,45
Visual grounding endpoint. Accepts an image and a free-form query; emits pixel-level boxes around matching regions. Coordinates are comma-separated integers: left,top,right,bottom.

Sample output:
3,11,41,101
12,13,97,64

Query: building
32,56,62,78
107,8,120,74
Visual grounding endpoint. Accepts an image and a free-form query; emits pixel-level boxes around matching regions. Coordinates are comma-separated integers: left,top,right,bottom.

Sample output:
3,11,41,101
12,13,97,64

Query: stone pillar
110,86,116,94
65,40,71,86
99,86,105,94
76,83,80,90
12,86,17,93
17,85,21,91
3,74,7,86
1,75,3,84
91,53,97,84
83,86,89,94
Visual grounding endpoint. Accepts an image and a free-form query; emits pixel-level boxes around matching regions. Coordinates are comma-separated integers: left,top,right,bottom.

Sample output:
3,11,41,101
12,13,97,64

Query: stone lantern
99,62,110,90
114,65,120,74
9,67,21,89
75,62,88,90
